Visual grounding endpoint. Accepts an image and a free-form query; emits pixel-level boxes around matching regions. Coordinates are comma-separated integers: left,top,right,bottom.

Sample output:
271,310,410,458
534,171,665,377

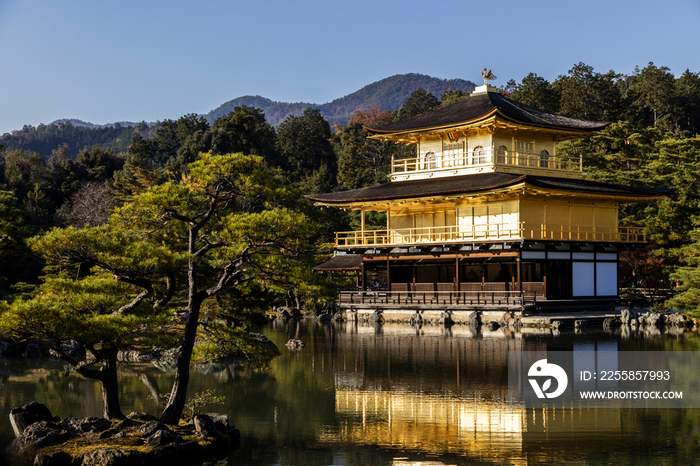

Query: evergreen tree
507,73,560,113
553,63,622,121
276,108,336,194
395,88,440,121
625,62,677,132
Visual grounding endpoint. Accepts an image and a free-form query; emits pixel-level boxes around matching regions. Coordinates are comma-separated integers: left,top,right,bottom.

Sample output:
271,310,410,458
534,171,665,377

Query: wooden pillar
543,261,547,298
361,208,366,242
412,261,416,291
481,260,485,291
516,255,522,292
386,255,391,290
455,257,460,291
361,260,366,291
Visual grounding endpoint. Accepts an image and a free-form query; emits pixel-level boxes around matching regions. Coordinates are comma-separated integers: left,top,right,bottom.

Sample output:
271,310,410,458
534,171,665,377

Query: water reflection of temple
322,323,626,464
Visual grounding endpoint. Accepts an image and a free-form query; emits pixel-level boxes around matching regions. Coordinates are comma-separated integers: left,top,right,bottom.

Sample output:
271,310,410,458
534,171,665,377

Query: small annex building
306,76,673,315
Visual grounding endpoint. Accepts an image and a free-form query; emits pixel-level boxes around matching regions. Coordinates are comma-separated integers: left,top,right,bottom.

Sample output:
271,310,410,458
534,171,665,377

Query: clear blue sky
1,0,699,135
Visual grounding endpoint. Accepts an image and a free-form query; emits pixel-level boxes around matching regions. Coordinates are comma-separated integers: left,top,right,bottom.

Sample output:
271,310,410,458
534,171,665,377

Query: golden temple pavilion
306,77,672,314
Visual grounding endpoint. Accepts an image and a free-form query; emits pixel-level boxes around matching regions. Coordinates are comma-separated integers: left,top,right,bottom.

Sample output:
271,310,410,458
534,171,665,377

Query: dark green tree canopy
211,105,277,163
506,73,560,113
625,62,677,132
128,114,210,171
395,87,440,121
553,63,622,122
276,108,336,194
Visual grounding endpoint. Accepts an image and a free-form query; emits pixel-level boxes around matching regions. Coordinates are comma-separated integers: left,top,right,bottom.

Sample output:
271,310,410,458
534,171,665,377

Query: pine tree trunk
159,308,199,424
99,349,125,420
160,254,202,425
71,348,124,420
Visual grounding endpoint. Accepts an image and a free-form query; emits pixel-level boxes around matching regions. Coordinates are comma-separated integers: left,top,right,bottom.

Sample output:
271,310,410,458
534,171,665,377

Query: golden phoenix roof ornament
482,68,496,85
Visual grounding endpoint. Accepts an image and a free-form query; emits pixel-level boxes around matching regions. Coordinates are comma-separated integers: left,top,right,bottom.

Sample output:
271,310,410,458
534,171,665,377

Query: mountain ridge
44,73,476,129
49,118,155,129
202,73,476,126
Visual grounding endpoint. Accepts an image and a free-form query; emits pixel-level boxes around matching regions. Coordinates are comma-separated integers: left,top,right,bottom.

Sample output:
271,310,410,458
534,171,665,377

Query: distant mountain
50,119,98,129
317,73,475,125
50,119,149,129
203,96,313,128
47,74,476,130
204,73,476,126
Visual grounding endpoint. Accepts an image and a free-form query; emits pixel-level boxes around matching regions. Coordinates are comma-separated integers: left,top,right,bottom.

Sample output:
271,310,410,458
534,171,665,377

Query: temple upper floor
390,129,582,181
365,86,609,182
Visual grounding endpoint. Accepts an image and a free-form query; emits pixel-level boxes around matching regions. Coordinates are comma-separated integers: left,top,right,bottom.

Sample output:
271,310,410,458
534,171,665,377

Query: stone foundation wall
344,309,511,324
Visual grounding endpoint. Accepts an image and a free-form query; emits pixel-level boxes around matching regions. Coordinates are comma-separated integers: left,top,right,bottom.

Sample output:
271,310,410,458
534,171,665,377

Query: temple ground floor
317,240,640,315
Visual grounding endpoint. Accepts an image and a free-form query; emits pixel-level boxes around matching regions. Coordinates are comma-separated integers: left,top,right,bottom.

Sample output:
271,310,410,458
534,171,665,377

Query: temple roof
364,91,609,135
305,173,674,205
314,254,362,271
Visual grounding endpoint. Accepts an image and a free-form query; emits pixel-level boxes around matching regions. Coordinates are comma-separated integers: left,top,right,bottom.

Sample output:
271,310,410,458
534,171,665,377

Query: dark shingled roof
314,254,362,271
305,173,674,204
364,92,610,134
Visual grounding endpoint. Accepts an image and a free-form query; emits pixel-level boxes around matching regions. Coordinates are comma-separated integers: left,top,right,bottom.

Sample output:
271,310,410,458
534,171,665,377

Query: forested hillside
50,118,146,129
0,121,153,160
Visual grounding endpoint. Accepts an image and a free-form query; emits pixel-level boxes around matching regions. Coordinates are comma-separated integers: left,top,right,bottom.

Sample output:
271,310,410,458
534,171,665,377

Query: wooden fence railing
338,290,536,307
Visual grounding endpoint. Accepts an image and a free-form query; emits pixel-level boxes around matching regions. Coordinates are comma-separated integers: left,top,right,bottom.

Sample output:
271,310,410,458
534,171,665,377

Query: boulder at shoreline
6,402,239,466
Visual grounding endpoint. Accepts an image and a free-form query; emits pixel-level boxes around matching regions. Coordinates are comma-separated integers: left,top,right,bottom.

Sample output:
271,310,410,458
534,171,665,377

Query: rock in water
666,312,689,327
250,333,279,352
620,309,637,325
285,339,305,350
467,311,482,327
498,312,521,328
193,415,217,438
438,311,453,325
551,320,564,330
9,402,55,437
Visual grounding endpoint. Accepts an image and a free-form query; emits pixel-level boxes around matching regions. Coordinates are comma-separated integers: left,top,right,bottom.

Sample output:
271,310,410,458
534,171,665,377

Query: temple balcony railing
390,149,582,181
338,290,536,307
335,223,646,247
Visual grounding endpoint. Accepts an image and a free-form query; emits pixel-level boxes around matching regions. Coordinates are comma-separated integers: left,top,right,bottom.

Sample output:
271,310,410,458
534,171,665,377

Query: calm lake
2,320,700,466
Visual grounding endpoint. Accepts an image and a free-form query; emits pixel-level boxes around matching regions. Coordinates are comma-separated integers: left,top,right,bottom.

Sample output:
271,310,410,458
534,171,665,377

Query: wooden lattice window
496,145,508,164
443,142,464,167
425,151,437,169
472,145,486,165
